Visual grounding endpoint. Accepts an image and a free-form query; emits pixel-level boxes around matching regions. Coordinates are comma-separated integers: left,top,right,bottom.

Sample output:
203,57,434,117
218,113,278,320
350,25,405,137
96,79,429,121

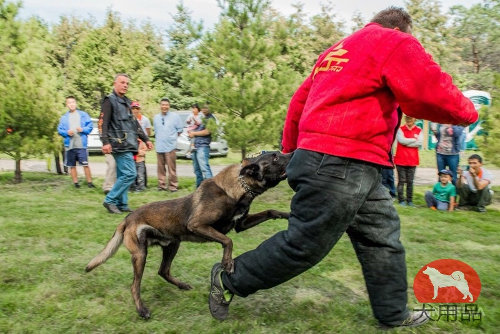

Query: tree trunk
54,152,63,174
14,159,22,183
240,147,247,161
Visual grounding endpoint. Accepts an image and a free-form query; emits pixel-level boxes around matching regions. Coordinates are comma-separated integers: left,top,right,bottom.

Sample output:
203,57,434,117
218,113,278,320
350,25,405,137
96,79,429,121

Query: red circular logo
413,259,481,303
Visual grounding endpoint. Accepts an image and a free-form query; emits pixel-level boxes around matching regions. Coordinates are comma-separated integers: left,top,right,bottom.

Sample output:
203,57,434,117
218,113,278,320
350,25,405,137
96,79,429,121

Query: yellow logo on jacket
313,42,349,79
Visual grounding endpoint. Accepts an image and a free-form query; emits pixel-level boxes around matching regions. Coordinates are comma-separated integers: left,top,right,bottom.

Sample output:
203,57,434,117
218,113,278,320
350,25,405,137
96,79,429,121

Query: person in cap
130,101,152,191
424,169,456,211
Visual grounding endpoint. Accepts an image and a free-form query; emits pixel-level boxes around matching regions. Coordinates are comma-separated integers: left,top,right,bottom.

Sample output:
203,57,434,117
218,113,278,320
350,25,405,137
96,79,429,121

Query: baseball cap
438,169,453,176
131,101,141,108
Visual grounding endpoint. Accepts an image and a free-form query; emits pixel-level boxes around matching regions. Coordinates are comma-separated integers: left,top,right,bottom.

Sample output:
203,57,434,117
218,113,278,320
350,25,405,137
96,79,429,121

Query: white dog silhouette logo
423,266,473,302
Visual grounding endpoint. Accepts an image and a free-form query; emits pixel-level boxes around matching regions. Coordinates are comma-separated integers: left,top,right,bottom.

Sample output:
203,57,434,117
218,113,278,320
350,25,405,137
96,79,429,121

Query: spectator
153,98,183,192
131,101,151,189
185,103,203,159
102,154,116,195
188,105,215,187
381,168,396,199
99,73,153,214
207,7,478,329
57,96,96,188
430,123,464,184
394,115,422,206
131,101,152,136
424,169,456,211
456,154,494,212
130,139,148,192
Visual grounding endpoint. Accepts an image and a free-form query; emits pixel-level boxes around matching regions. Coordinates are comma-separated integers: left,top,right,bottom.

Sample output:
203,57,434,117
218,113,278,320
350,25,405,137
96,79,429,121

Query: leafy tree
64,10,164,117
476,74,500,167
0,1,61,182
309,1,345,55
186,0,300,159
153,2,203,110
405,0,462,77
449,0,500,91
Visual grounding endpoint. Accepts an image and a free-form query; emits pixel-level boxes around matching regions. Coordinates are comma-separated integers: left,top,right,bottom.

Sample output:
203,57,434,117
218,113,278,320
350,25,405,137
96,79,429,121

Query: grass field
0,172,499,333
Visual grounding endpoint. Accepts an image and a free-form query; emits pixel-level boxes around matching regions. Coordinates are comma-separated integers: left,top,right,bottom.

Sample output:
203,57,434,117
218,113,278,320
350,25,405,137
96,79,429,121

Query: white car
87,118,103,153
88,113,229,158
175,111,229,158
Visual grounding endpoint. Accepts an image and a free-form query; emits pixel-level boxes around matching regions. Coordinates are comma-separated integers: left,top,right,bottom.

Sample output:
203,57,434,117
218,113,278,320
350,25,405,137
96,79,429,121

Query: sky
18,0,482,31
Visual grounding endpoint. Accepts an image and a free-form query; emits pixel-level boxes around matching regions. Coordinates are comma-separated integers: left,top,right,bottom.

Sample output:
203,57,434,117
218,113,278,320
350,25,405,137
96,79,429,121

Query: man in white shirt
457,154,493,212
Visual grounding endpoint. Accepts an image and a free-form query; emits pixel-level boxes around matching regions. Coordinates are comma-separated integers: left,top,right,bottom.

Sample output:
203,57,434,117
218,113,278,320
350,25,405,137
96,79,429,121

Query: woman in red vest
394,115,423,206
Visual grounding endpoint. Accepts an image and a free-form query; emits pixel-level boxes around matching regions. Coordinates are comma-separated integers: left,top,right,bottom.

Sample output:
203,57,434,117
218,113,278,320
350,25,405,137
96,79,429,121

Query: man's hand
76,127,83,132
457,167,463,176
67,129,74,136
188,131,195,138
102,143,112,154
146,141,154,150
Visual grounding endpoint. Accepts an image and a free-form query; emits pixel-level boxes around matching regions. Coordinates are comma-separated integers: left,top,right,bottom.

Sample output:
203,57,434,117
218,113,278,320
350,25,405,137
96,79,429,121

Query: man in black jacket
99,73,153,213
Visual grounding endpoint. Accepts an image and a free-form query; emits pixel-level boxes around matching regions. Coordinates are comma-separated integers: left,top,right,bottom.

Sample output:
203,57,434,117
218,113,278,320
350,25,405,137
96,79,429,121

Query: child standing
130,139,148,192
394,115,422,207
185,103,202,159
425,169,456,211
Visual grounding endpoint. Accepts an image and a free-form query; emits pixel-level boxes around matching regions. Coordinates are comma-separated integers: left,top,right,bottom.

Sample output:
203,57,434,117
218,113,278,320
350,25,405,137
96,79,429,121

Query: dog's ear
240,163,264,181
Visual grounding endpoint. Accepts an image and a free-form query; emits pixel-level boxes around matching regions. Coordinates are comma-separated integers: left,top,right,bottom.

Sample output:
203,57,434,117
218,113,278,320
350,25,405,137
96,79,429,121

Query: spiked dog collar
238,175,261,198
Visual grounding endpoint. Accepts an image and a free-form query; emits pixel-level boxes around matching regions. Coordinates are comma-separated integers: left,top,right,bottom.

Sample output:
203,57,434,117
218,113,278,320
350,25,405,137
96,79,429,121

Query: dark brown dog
85,151,291,319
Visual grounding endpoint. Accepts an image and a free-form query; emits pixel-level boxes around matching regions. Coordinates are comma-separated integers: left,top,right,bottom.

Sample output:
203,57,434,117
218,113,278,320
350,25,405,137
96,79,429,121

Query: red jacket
394,125,422,166
282,23,478,166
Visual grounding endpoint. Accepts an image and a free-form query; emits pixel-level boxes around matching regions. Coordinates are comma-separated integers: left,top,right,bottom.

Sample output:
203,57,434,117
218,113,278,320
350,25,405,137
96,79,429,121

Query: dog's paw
270,210,289,219
222,259,235,274
138,307,151,320
178,282,193,290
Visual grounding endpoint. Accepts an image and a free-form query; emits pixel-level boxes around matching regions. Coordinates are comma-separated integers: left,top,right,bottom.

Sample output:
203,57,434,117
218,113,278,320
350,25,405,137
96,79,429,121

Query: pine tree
186,0,301,159
0,2,61,182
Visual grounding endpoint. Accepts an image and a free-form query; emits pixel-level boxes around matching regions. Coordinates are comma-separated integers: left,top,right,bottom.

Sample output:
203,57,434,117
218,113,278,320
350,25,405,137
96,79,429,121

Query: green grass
0,172,499,333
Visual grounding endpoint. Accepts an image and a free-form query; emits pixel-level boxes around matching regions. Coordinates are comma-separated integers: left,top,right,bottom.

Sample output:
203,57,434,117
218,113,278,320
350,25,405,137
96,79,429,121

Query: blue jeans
436,153,459,184
105,152,136,209
192,146,213,187
222,149,409,325
381,168,396,197
424,191,449,210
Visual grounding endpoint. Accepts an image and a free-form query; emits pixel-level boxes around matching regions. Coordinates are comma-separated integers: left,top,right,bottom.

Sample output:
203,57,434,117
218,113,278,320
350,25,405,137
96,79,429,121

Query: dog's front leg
432,286,439,300
188,224,234,273
235,210,289,233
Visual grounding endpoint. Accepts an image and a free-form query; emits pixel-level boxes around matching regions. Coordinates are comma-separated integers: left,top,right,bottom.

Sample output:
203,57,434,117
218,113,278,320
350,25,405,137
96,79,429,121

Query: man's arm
282,76,313,153
382,37,478,126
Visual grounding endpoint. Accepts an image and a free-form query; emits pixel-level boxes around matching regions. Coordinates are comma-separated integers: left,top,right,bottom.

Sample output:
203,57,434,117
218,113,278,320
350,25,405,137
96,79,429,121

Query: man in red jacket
209,7,478,329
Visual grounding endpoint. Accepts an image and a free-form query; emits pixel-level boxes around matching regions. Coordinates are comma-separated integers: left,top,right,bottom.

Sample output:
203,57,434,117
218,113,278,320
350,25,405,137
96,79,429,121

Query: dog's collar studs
238,175,261,198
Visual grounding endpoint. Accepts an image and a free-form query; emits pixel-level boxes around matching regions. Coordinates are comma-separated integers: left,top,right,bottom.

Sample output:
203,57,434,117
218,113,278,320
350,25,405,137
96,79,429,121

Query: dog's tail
85,221,126,272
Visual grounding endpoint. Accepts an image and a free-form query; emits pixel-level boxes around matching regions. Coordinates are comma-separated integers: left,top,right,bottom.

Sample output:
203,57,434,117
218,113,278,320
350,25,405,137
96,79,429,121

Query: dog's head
239,151,292,192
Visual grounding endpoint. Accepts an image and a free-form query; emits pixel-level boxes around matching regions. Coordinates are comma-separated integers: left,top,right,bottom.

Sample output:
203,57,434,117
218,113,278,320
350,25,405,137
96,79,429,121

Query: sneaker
208,263,233,320
407,202,416,207
87,182,96,188
74,182,81,188
118,207,133,212
379,311,430,330
398,201,406,206
430,206,437,210
475,206,487,213
103,202,122,214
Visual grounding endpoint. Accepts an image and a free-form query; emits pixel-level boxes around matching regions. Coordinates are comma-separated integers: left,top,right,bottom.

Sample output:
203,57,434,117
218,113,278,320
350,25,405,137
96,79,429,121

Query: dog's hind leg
158,241,193,290
129,242,150,319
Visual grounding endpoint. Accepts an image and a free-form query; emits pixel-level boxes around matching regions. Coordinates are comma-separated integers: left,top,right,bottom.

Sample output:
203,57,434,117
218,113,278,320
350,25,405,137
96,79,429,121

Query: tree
405,0,462,77
64,10,164,116
0,1,61,182
449,0,500,91
187,0,301,159
153,2,203,109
